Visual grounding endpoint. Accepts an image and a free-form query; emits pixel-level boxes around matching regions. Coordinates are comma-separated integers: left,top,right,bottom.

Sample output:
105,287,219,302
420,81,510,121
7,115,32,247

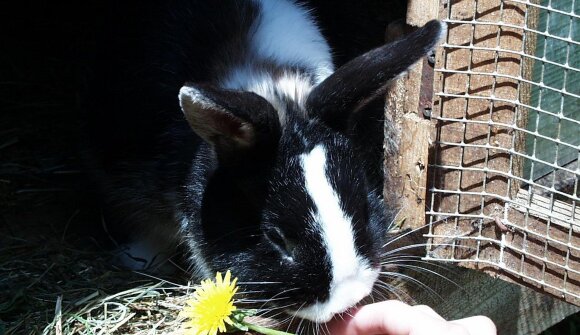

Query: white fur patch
220,0,334,124
222,70,313,124
296,145,378,323
252,0,334,83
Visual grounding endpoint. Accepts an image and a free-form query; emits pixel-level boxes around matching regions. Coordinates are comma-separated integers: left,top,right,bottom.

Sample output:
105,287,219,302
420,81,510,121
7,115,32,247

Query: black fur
84,0,443,322
306,20,445,132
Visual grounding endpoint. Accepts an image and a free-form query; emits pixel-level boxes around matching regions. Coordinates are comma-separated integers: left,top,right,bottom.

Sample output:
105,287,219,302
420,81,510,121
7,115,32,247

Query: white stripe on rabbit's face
292,145,378,323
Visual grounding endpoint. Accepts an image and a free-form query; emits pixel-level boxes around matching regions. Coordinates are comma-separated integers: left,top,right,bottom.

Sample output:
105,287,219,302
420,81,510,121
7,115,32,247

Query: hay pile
0,223,189,334
44,279,189,334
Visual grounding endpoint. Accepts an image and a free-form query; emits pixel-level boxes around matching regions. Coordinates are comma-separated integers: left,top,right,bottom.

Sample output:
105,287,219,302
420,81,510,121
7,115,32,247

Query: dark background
0,0,408,233
0,0,408,281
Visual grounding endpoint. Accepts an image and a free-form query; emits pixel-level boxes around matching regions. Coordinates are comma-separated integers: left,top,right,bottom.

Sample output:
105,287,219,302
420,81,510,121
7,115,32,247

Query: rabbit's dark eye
263,226,296,260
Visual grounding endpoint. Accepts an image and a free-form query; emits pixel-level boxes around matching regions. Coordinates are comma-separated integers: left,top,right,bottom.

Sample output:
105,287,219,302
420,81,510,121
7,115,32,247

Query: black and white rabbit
85,0,445,324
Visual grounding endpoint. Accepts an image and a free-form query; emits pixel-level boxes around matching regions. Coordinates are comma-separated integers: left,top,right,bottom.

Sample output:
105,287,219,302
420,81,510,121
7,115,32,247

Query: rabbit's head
178,20,445,323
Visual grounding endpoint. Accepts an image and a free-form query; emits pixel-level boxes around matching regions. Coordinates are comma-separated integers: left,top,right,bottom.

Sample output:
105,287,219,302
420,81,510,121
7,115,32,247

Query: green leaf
226,309,258,333
228,320,249,332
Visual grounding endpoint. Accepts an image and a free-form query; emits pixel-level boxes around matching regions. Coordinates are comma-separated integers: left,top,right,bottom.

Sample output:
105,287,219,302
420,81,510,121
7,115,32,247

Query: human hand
327,300,496,335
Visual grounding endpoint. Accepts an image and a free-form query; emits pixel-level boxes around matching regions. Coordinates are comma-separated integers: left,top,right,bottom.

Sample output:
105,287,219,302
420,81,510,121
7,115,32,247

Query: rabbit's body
86,0,444,324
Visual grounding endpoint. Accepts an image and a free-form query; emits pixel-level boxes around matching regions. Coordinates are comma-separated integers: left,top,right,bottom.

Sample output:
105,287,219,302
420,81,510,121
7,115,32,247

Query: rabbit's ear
306,20,446,132
179,83,281,160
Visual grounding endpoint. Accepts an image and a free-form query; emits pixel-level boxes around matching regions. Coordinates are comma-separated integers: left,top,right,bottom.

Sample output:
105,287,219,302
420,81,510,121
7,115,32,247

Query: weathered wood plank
384,1,439,231
514,189,580,232
406,0,439,27
388,114,432,230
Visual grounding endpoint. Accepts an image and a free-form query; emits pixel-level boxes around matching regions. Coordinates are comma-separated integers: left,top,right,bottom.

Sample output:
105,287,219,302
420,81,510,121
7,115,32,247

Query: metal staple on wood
426,0,580,304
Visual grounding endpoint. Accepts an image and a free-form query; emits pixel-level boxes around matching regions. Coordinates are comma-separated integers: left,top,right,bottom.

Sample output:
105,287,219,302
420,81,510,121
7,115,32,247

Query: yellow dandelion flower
181,270,239,335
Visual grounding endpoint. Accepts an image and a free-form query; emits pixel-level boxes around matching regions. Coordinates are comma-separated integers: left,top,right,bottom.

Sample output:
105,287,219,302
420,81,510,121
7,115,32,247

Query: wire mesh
427,0,580,304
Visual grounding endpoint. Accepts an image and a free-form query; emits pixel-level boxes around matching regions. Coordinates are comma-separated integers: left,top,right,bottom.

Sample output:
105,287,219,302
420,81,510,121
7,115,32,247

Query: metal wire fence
427,0,579,304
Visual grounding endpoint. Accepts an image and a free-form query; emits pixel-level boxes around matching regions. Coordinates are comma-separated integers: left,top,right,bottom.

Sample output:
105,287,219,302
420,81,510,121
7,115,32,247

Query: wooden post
384,1,440,231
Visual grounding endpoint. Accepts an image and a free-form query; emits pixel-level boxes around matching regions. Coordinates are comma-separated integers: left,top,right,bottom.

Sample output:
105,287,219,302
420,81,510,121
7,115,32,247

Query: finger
451,316,497,335
327,300,449,335
412,304,445,321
